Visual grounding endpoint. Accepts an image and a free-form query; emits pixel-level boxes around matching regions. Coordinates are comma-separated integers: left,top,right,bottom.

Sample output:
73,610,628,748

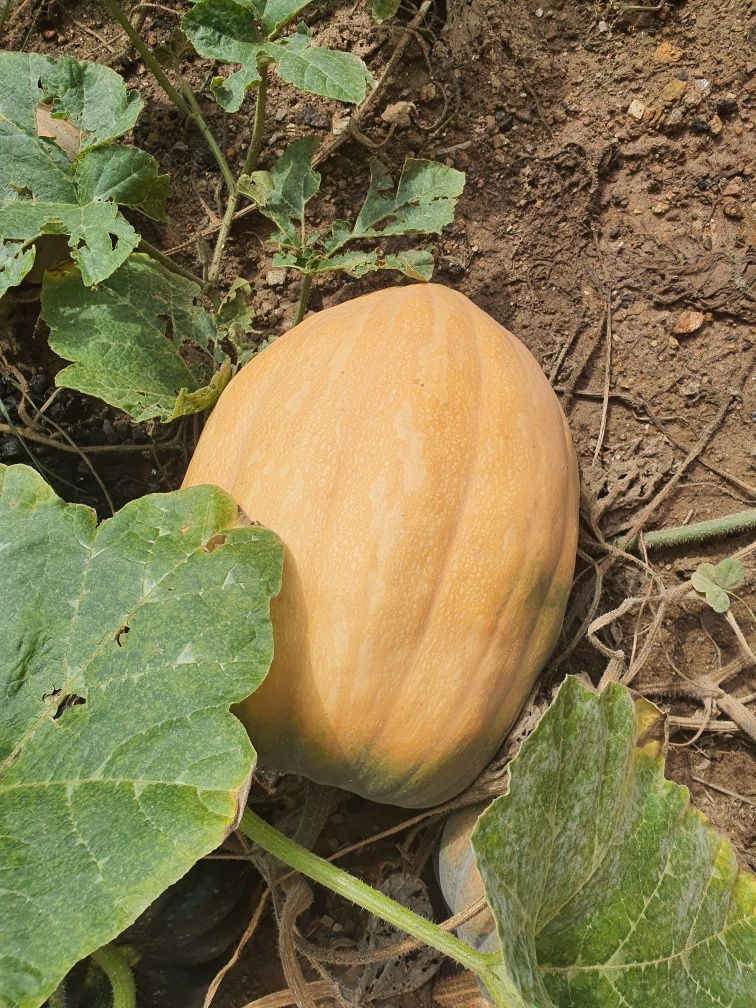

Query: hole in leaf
115,625,131,646
43,689,86,720
203,533,226,552
160,314,177,346
53,694,85,720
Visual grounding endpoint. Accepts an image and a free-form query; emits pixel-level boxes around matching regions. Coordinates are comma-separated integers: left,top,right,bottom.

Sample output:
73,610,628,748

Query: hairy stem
177,73,236,194
290,781,337,850
209,66,269,283
98,0,188,113
99,0,234,192
293,273,313,326
138,238,207,287
623,508,756,551
90,946,136,1008
239,810,518,1005
243,65,270,178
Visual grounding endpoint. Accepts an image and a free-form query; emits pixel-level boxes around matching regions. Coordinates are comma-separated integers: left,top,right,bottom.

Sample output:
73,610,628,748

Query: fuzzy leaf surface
0,200,138,289
40,254,219,422
73,146,170,222
257,0,316,34
0,52,140,152
182,3,371,109
182,0,263,111
0,52,165,291
0,464,283,1008
238,135,320,246
38,55,142,146
471,677,756,1007
354,158,465,237
264,29,374,104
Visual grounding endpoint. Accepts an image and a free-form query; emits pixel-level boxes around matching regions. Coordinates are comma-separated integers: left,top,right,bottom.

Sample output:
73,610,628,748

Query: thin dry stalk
296,897,489,967
241,982,334,1008
691,775,756,808
278,880,319,1008
592,298,612,464
202,889,269,1008
619,359,754,551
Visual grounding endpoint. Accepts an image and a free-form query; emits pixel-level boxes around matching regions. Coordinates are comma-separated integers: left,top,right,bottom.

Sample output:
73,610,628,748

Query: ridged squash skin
182,284,579,808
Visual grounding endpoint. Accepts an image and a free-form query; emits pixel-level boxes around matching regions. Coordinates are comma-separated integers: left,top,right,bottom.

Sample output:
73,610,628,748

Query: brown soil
2,1,754,1006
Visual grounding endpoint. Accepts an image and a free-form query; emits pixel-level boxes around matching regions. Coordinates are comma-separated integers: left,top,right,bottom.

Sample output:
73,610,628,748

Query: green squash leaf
263,28,374,104
166,358,234,420
691,559,745,614
471,677,756,1008
211,64,263,112
257,0,317,35
286,247,435,280
182,0,264,62
184,0,317,36
244,140,462,283
238,135,320,247
216,276,257,358
182,0,264,112
354,158,466,237
0,52,141,153
0,241,37,295
40,55,142,147
0,464,283,1008
40,254,221,422
0,200,139,291
182,1,372,109
73,146,170,222
0,51,167,294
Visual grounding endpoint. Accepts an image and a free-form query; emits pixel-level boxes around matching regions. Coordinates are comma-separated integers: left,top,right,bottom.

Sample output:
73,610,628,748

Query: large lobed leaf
0,465,283,1008
40,254,230,423
0,51,168,295
240,138,464,282
353,158,466,238
239,135,320,247
472,677,756,1008
182,0,373,112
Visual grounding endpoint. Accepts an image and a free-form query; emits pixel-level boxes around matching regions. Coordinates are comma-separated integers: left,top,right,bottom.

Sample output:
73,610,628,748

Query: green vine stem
239,809,521,1007
622,508,756,552
89,945,136,1008
293,273,313,326
138,238,207,287
290,780,337,850
208,64,270,283
98,0,234,194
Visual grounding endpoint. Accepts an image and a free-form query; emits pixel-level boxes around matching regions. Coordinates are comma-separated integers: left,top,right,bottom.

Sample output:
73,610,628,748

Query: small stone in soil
722,197,744,219
381,101,414,128
672,310,705,335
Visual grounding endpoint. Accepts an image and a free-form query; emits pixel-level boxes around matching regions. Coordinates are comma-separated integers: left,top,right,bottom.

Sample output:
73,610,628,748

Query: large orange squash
182,284,579,807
